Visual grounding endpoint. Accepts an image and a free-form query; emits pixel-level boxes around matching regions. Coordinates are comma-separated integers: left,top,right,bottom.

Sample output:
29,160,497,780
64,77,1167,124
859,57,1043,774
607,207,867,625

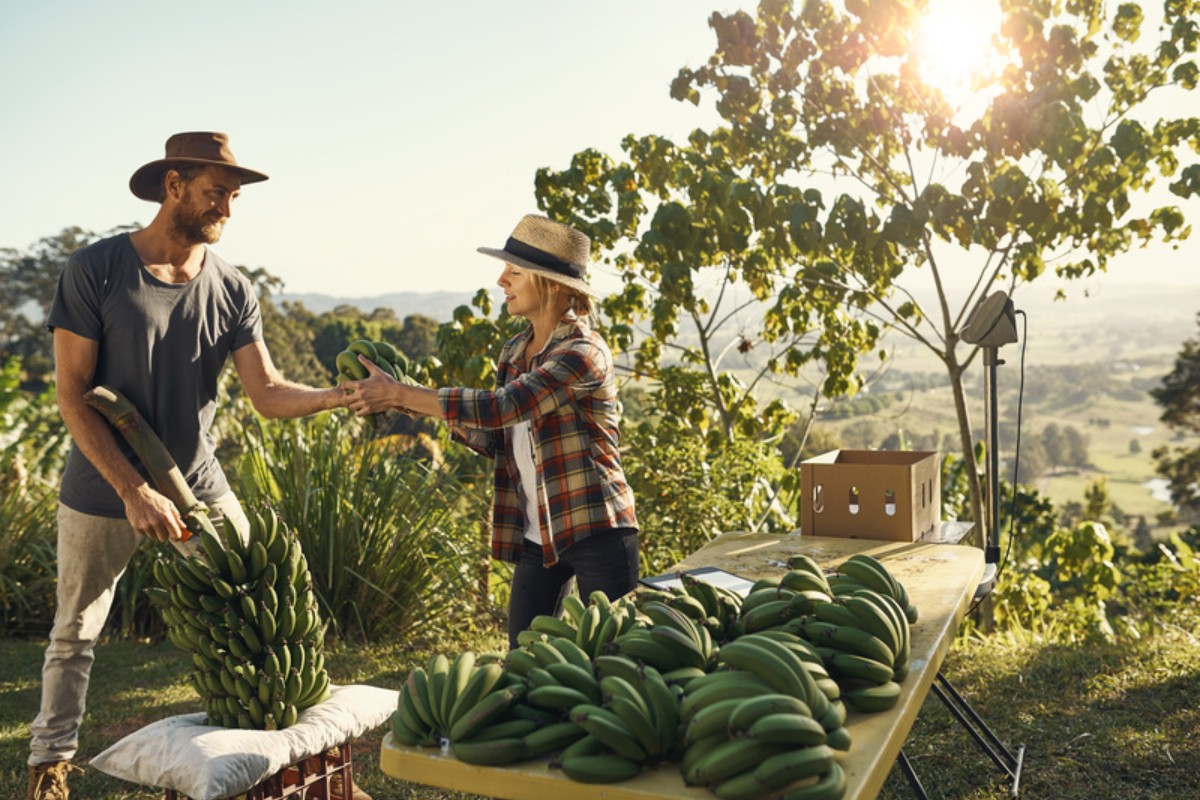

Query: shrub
229,403,488,642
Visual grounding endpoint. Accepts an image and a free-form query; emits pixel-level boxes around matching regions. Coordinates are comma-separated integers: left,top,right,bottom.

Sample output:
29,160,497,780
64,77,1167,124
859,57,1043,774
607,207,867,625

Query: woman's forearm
394,383,443,418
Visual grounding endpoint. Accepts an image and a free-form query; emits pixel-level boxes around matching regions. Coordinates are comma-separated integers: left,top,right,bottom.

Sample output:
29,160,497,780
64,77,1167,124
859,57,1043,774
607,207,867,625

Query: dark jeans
507,528,640,650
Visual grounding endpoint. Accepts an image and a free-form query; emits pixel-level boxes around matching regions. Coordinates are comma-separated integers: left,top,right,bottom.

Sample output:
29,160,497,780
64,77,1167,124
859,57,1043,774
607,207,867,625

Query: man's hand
122,483,189,542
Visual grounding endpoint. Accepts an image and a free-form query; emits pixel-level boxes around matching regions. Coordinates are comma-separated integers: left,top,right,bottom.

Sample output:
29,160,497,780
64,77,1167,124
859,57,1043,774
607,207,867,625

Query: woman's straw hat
477,214,596,297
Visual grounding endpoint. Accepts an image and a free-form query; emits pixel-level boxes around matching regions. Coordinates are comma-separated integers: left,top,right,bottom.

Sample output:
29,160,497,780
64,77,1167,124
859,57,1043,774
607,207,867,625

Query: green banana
680,671,772,722
684,696,746,744
686,737,790,787
451,736,527,766
844,680,902,712
841,593,902,658
448,662,505,729
560,594,587,626
545,662,602,704
449,684,525,741
504,648,540,676
614,631,687,672
440,651,476,727
753,744,836,790
521,720,587,757
568,704,647,762
803,619,895,666
527,684,592,713
727,693,813,733
747,712,827,746
529,640,568,668
557,753,642,783
715,638,807,699
837,555,897,598
829,651,894,684
468,718,539,742
780,762,846,800
529,614,578,640
787,553,828,579
609,695,661,758
406,668,437,730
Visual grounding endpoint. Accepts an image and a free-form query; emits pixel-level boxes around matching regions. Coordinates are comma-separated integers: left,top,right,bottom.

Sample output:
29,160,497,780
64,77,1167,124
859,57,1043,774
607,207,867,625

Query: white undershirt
512,419,542,543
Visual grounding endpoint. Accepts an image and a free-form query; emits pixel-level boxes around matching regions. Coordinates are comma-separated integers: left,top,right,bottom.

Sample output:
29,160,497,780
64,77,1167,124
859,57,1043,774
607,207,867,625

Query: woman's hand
344,356,403,416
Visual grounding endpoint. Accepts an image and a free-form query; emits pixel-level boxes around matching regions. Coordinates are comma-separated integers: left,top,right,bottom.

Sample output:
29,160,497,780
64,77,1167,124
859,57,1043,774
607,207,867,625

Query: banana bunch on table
731,554,838,637
635,572,744,643
520,590,644,660
391,650,550,765
788,554,913,711
828,552,919,623
679,631,850,799
612,600,718,677
147,507,329,730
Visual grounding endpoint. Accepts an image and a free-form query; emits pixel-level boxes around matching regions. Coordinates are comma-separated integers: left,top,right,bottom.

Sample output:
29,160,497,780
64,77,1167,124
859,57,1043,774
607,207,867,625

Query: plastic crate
164,742,354,800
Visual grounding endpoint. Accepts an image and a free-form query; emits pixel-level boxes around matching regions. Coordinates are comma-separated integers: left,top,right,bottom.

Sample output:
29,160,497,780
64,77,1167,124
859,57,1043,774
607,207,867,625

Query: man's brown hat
129,132,268,202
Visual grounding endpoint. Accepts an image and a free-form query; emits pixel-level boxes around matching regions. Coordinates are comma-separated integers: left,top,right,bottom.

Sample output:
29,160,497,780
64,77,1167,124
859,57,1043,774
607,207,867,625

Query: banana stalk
82,385,219,540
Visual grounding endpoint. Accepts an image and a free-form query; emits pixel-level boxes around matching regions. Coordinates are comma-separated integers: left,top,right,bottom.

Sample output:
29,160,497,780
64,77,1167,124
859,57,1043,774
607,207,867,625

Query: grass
3,611,1198,800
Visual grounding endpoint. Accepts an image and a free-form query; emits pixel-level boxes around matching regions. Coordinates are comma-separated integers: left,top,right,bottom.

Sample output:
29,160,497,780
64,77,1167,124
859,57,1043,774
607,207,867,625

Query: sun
913,0,1003,102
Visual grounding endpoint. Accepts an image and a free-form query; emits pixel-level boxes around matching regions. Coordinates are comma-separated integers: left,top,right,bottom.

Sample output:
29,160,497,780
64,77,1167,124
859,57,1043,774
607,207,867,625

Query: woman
345,214,639,649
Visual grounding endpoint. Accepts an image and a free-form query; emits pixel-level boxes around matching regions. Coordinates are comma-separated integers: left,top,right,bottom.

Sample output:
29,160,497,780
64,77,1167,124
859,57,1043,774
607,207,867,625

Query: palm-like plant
229,400,486,642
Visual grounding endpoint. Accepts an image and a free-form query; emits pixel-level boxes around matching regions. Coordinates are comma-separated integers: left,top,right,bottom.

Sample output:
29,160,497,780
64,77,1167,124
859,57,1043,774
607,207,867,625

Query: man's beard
170,197,226,245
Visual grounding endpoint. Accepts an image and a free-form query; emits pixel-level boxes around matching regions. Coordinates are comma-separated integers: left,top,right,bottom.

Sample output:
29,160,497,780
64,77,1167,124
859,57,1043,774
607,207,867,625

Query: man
27,132,369,800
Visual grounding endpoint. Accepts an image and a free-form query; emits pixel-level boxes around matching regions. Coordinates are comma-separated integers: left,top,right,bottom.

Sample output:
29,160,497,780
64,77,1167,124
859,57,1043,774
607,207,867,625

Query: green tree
0,226,136,386
537,0,1200,531
1042,422,1065,472
1152,313,1200,516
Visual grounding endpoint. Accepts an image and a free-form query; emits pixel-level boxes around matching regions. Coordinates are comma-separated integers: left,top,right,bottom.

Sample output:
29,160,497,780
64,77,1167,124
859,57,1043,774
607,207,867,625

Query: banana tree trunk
83,385,219,540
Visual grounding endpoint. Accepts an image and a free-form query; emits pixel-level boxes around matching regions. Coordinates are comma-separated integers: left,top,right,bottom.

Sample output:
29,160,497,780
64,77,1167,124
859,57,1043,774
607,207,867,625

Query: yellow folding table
380,532,984,799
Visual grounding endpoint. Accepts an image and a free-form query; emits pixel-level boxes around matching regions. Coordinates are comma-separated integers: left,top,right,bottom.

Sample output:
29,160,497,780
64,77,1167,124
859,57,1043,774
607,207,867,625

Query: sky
1,0,1197,304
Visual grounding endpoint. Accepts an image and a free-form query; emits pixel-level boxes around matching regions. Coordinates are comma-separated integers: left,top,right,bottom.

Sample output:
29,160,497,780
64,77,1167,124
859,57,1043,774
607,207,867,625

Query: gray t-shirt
46,233,263,518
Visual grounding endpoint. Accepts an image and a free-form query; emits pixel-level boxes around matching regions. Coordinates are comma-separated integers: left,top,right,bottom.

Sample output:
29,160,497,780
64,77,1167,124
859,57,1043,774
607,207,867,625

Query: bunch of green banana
551,654,684,783
391,649,545,766
791,586,912,712
636,572,743,644
709,633,851,752
724,556,833,639
676,648,848,799
528,590,643,660
334,338,421,429
334,338,420,386
611,599,718,677
148,506,329,730
828,553,919,624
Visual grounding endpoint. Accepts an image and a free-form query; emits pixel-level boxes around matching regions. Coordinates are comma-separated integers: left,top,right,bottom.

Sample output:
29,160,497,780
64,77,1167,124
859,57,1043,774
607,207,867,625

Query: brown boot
26,761,82,800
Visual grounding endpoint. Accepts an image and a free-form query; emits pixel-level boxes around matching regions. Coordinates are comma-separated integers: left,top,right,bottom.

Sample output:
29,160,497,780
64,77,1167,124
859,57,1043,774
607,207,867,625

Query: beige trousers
28,494,249,766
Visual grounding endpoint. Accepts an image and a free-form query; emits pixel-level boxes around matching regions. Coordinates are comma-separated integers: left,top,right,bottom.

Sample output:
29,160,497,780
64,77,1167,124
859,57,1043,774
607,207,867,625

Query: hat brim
477,246,597,297
129,158,269,202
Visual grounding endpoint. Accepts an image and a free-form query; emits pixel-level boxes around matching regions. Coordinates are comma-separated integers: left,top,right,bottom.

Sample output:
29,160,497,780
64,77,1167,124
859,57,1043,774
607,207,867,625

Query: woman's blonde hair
528,272,596,318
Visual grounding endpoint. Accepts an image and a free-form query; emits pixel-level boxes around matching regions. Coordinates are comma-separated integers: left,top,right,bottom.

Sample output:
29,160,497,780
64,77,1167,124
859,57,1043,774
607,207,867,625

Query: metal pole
983,347,1001,564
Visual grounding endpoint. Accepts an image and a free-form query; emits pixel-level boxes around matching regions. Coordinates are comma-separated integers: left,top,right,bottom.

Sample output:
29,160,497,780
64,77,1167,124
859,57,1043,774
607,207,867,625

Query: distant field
798,282,1197,537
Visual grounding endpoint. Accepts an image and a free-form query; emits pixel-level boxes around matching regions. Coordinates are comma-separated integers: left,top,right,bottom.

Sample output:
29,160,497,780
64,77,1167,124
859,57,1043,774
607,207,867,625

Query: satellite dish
960,291,1018,347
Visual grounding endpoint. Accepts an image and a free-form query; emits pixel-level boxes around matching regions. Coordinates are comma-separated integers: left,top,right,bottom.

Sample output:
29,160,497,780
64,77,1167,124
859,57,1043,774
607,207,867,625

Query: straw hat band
505,236,585,280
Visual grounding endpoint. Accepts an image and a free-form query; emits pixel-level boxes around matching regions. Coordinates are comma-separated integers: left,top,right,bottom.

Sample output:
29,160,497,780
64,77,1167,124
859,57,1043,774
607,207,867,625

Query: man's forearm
252,381,346,419
58,395,150,502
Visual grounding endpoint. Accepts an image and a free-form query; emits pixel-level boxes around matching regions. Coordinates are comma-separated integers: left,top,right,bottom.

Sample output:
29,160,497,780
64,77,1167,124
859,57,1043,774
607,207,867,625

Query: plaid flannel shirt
439,317,638,566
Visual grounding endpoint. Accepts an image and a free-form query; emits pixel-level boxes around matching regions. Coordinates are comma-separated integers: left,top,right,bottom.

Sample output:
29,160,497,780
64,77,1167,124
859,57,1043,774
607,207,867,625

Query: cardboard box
800,450,941,542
